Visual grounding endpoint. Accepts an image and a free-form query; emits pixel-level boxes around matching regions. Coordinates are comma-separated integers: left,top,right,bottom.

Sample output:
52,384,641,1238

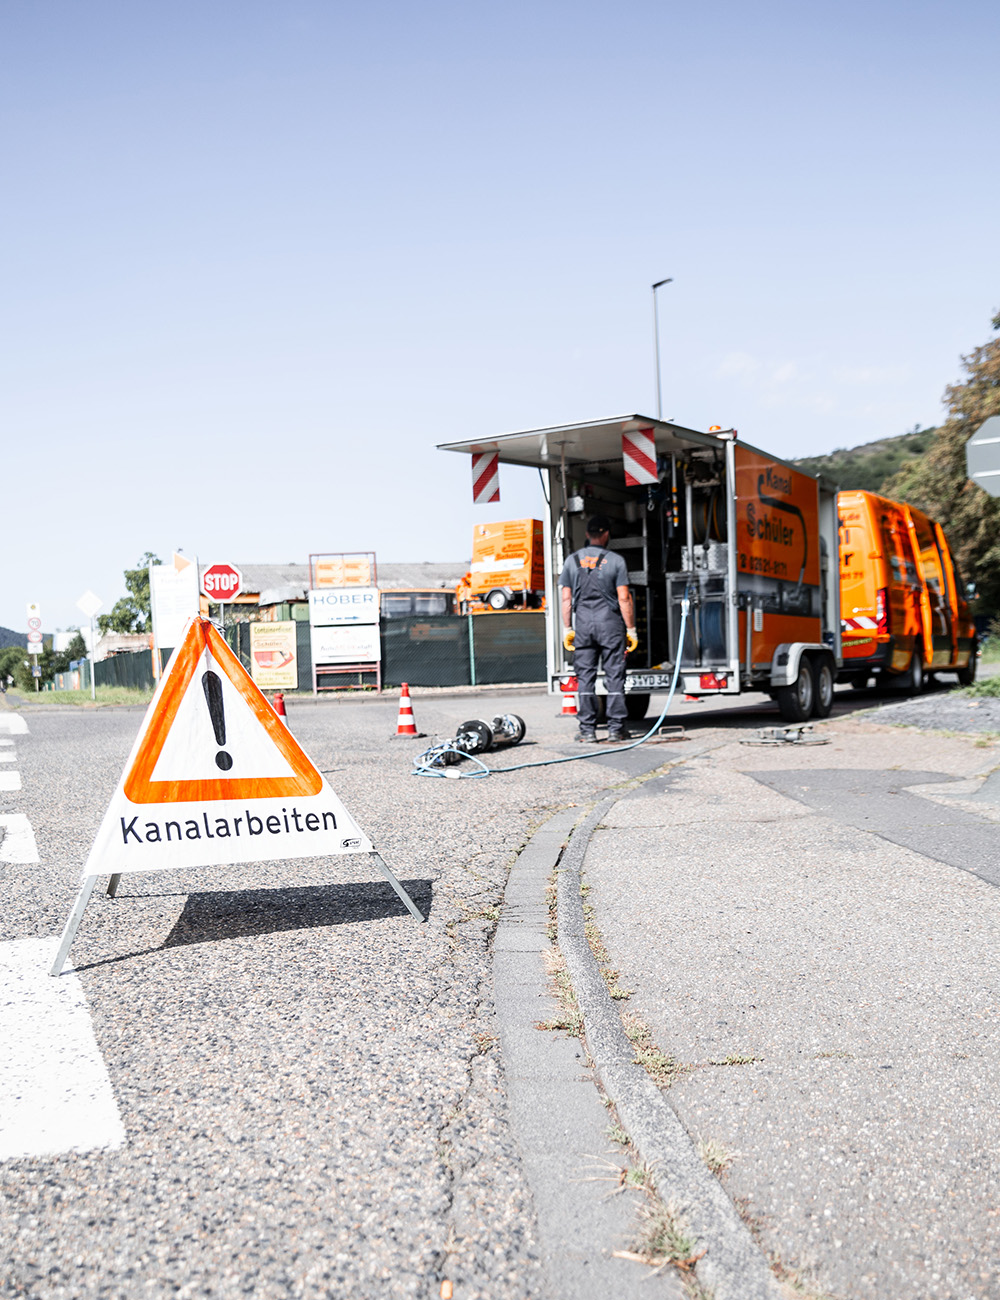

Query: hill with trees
793,427,937,492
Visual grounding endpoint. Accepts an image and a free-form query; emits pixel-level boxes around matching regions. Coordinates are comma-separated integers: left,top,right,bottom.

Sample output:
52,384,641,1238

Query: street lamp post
651,277,673,419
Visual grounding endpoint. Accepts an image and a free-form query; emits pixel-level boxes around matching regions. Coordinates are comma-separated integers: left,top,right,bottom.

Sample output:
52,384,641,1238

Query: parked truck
440,417,841,721
456,518,546,612
838,490,976,689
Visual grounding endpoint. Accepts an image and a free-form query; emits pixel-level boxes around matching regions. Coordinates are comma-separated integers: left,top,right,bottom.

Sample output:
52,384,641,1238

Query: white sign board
150,554,201,652
308,587,380,627
966,416,1000,498
76,591,103,619
310,623,381,665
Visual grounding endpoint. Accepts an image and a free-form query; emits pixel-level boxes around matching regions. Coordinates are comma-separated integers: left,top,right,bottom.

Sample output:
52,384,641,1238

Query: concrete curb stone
555,799,785,1300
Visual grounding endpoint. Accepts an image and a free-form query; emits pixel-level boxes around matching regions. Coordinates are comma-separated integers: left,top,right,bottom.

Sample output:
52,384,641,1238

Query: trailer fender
769,643,831,688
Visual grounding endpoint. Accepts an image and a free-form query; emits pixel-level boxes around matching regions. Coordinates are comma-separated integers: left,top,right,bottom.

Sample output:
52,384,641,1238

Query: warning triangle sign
81,617,374,878
123,617,321,804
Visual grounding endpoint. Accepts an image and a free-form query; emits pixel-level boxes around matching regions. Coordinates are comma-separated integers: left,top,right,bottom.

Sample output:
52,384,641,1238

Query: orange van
838,490,977,689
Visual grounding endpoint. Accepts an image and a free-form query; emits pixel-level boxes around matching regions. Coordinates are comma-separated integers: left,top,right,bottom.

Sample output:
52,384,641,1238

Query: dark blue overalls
569,548,627,732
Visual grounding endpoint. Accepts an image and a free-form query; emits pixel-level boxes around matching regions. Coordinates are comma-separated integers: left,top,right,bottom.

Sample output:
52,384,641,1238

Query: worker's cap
586,514,612,537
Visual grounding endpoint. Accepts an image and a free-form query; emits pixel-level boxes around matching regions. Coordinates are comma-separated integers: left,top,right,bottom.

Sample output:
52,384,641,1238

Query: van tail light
876,587,888,634
699,673,728,690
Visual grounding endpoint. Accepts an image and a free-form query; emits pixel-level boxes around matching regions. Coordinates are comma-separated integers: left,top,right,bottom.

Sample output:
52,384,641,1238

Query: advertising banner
310,624,381,665
249,622,298,691
309,587,380,627
150,555,200,652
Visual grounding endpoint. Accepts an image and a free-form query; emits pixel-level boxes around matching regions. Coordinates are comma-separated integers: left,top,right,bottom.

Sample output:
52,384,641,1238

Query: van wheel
908,645,926,694
485,589,509,610
812,659,834,718
625,694,650,721
958,643,978,687
776,658,814,722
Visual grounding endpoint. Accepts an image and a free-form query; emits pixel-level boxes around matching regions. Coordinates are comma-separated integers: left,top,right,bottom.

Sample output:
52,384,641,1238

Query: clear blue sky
4,0,998,633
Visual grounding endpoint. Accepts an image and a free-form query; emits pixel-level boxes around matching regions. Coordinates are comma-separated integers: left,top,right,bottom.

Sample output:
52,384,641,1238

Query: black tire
812,659,834,718
485,589,509,611
625,693,650,721
958,642,978,687
776,658,814,722
457,719,493,753
908,645,926,694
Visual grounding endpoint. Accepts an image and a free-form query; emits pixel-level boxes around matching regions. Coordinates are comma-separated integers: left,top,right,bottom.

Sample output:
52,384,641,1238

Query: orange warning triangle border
123,617,323,805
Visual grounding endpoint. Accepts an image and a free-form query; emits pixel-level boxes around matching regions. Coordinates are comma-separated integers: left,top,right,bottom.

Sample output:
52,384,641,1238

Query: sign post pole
76,592,104,700
26,603,43,692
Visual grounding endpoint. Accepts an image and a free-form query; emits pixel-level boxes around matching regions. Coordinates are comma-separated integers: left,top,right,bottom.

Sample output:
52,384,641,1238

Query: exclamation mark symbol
202,671,233,771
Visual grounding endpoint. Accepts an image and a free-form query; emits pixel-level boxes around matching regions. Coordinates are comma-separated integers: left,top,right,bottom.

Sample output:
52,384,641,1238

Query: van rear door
904,507,952,667
838,493,881,662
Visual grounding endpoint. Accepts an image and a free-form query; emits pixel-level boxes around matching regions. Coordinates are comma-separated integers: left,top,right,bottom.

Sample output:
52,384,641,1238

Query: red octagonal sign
201,563,243,601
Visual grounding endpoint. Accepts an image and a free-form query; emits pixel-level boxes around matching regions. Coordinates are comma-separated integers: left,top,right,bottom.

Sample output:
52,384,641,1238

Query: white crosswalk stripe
0,814,40,863
0,939,125,1160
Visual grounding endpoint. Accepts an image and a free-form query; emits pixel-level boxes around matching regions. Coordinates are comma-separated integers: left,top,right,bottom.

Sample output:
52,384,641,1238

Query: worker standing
559,514,638,743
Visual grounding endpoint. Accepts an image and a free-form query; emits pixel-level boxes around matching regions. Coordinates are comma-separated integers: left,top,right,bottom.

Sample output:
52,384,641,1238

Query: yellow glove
563,628,576,652
626,627,639,654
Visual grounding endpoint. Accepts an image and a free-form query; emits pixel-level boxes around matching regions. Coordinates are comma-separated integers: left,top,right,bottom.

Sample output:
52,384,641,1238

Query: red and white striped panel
622,426,658,486
472,452,500,504
842,616,878,630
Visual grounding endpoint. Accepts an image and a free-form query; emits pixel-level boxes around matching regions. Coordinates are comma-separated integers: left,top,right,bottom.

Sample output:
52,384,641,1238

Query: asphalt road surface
1,678,988,1299
0,687,726,1300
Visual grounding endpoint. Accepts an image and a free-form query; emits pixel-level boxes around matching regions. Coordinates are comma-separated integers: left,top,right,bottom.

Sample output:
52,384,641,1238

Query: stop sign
201,563,243,601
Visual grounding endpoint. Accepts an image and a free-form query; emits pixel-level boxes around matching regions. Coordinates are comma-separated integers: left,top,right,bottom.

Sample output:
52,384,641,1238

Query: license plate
626,673,674,690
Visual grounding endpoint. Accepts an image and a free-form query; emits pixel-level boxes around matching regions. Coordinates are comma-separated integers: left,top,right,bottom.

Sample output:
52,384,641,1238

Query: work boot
575,728,600,743
607,727,630,743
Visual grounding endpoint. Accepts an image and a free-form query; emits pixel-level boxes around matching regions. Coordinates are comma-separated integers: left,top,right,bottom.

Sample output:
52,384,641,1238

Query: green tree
52,631,88,674
98,553,161,634
881,313,1000,614
0,645,28,688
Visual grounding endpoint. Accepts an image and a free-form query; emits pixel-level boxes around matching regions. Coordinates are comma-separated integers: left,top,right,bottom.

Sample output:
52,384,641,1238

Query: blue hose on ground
412,599,691,779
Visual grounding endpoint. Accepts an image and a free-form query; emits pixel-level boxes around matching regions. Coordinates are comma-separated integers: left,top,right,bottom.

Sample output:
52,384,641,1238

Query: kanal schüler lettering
120,808,337,845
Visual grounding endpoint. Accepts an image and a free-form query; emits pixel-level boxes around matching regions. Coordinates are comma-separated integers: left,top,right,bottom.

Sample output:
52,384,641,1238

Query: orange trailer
440,418,842,722
458,518,546,612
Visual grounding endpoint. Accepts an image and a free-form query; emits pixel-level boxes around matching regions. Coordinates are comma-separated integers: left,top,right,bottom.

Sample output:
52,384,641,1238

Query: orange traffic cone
393,683,424,737
559,676,578,717
273,692,289,727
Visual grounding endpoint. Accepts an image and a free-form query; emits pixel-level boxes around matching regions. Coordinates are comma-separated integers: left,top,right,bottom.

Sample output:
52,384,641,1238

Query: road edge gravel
554,797,786,1300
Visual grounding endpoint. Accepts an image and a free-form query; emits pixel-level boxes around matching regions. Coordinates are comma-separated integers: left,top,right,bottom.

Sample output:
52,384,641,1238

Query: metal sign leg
370,852,426,923
107,873,121,897
50,876,98,977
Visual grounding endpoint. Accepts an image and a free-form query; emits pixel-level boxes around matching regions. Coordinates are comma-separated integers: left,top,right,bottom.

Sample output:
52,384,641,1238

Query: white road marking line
0,738,13,746
0,815,39,863
0,939,125,1160
0,716,28,735
0,772,22,792
0,753,15,763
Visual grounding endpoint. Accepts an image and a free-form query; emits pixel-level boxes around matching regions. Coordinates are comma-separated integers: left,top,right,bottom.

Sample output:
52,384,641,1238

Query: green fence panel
468,612,547,684
382,616,471,687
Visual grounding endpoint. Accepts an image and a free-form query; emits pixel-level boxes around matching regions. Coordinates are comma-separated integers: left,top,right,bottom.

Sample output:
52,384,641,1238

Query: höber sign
201,563,243,602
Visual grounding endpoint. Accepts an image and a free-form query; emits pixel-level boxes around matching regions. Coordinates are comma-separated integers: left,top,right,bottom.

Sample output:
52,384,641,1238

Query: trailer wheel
485,589,509,610
625,694,650,721
958,642,978,687
775,658,814,722
812,659,834,718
